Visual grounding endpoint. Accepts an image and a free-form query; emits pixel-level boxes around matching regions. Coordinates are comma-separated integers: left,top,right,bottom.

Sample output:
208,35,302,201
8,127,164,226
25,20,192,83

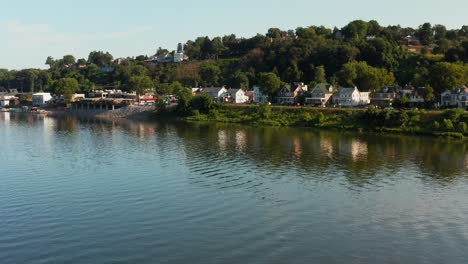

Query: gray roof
313,83,334,94
376,86,399,94
338,87,357,96
201,87,225,94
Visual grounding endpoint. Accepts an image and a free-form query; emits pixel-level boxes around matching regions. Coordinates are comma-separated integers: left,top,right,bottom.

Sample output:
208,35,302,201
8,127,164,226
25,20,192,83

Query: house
199,87,228,102
174,52,188,63
224,89,249,104
145,51,188,64
0,95,16,107
276,83,307,105
371,86,400,108
335,87,370,107
253,86,269,104
305,83,335,106
245,91,254,103
72,94,86,102
441,86,468,109
32,93,53,107
400,85,426,105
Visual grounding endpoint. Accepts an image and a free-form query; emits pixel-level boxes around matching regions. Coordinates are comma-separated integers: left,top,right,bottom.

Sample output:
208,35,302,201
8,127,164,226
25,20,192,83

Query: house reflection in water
320,136,334,158
293,136,303,159
218,130,228,151
235,130,247,152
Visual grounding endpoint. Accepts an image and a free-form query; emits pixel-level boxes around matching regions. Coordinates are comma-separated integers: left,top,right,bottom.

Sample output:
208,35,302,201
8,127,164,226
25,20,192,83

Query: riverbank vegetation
159,93,468,138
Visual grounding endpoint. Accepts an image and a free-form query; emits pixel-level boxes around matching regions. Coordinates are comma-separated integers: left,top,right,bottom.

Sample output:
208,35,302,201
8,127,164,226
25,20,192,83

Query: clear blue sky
1,0,467,69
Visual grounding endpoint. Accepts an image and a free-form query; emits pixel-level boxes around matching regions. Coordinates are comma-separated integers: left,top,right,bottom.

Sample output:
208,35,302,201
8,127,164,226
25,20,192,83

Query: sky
0,0,467,69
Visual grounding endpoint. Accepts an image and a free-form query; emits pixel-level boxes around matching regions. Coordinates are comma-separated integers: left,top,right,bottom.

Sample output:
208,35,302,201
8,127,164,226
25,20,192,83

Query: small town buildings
276,83,307,105
441,86,468,109
224,89,249,104
335,87,370,107
305,83,335,106
371,86,399,108
199,87,228,102
32,93,52,107
253,86,269,104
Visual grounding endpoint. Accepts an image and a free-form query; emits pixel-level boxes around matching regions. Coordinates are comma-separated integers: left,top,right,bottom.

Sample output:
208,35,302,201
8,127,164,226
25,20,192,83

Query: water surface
0,113,467,263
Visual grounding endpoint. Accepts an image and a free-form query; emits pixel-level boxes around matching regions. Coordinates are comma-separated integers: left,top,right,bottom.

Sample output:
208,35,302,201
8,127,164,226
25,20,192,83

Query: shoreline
5,104,467,140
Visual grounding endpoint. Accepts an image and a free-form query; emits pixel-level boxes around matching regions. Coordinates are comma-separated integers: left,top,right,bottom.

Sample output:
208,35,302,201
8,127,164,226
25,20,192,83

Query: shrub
458,122,467,134
443,119,454,131
189,94,214,114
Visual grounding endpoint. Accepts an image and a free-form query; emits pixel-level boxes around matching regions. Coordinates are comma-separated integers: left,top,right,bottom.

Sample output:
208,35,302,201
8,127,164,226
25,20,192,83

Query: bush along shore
156,95,468,139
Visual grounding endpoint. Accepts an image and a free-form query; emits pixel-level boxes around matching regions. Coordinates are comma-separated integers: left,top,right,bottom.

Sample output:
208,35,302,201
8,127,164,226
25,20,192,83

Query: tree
415,23,434,45
189,93,214,114
433,24,447,40
342,20,369,40
177,43,183,53
210,37,225,59
314,65,327,84
231,71,249,90
337,61,395,92
87,51,113,67
54,78,80,103
429,62,468,93
173,85,193,114
199,62,221,86
128,76,153,96
266,28,282,39
62,55,76,65
45,56,56,68
282,63,303,83
257,72,281,97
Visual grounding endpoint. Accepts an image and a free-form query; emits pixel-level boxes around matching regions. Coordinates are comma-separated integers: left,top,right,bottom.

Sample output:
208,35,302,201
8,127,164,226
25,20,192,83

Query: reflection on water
1,112,468,264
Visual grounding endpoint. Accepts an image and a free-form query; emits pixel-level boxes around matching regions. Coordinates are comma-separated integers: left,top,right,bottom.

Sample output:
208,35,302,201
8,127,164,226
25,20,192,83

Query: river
0,112,467,264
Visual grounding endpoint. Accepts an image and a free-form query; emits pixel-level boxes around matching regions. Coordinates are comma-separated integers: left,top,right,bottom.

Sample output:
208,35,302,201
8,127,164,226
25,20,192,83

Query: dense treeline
1,20,468,98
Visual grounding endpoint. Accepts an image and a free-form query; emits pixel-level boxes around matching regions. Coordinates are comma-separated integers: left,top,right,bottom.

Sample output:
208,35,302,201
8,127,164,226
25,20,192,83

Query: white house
174,52,188,63
335,87,370,107
441,86,468,109
224,89,249,104
253,86,269,104
0,95,16,107
32,93,52,107
305,83,334,106
199,87,228,102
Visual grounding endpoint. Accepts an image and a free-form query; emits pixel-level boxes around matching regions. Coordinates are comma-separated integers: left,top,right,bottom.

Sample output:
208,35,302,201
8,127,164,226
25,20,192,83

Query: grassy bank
161,103,468,138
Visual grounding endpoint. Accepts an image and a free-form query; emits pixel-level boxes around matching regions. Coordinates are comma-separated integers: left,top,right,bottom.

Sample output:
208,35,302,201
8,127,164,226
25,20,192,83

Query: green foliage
458,122,468,134
54,77,80,103
257,72,281,97
429,62,468,93
189,94,215,114
128,76,153,96
199,62,221,86
443,119,455,131
337,61,395,92
3,20,468,109
88,51,113,67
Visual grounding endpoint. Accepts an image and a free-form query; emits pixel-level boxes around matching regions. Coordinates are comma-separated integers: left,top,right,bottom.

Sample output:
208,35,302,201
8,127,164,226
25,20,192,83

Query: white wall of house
338,87,369,107
233,90,249,104
0,95,15,107
32,93,52,106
